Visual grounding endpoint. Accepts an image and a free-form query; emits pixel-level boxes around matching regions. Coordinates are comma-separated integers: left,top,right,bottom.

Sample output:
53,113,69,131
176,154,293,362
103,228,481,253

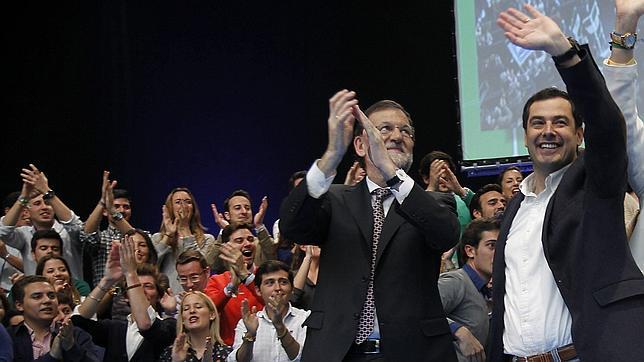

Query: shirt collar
462,263,488,292
365,176,394,194
519,163,571,197
258,302,295,321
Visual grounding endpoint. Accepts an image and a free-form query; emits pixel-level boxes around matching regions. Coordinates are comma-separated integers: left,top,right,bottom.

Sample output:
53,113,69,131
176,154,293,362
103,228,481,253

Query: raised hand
253,196,268,227
56,315,75,351
265,292,288,326
318,90,359,176
352,105,397,179
344,161,366,186
241,298,259,336
160,288,177,314
119,235,138,276
210,203,229,229
218,243,247,283
615,0,644,22
162,205,178,239
20,164,50,195
171,333,189,362
496,4,569,56
104,242,123,284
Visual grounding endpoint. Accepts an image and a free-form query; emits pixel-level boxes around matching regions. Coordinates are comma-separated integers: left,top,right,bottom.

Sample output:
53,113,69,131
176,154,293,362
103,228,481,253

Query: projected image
455,0,642,161
477,0,610,131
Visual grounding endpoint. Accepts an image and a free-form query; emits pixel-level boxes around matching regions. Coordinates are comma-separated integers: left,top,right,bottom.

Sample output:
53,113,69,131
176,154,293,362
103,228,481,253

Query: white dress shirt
229,304,310,362
126,305,159,360
503,166,573,356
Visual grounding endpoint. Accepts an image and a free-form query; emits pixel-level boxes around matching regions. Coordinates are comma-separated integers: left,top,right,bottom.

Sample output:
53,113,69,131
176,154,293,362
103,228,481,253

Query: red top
204,270,264,346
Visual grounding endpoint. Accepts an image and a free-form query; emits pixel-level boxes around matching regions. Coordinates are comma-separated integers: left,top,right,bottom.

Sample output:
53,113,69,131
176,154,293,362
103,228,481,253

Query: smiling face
524,97,583,177
473,191,506,219
41,258,71,291
225,196,252,224
28,195,54,228
181,293,216,333
132,232,150,264
365,108,415,172
500,169,523,199
256,269,293,303
228,228,256,266
16,281,58,327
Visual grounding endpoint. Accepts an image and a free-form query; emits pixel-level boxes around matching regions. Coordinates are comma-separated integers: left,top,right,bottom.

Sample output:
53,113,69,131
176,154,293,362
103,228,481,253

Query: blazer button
361,276,368,283
353,313,360,319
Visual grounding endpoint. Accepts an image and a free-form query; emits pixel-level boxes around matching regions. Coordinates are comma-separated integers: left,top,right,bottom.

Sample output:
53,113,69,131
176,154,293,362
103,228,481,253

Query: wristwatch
42,190,55,200
111,211,124,221
610,31,637,50
386,169,407,190
552,37,582,65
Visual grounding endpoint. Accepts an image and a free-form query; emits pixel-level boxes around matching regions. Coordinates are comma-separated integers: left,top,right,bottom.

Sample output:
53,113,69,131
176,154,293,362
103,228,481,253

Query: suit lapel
343,181,374,250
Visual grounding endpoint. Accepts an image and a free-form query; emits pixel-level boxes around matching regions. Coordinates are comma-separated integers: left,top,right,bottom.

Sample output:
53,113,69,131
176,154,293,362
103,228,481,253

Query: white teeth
540,143,557,149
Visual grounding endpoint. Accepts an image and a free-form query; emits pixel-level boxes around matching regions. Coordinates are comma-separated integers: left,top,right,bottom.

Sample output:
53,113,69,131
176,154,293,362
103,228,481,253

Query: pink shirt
24,322,52,359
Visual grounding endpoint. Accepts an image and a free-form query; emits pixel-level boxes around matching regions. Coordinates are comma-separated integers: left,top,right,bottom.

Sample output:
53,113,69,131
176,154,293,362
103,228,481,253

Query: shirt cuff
390,170,414,204
449,321,463,335
306,160,335,199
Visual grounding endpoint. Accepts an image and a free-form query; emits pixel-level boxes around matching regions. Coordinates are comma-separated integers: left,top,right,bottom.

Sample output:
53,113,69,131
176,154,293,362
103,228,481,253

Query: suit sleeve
558,45,627,197
397,186,461,251
279,180,331,246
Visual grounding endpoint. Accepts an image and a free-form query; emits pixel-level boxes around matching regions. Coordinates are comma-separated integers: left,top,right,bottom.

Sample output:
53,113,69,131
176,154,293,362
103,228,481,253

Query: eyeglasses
376,123,415,139
177,273,203,285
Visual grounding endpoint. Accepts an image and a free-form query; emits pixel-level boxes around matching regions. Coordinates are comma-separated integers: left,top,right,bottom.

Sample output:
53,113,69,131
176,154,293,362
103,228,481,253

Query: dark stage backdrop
3,2,494,234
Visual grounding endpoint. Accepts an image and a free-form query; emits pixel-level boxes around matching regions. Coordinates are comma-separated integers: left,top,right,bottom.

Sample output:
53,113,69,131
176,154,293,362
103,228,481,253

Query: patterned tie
355,187,392,344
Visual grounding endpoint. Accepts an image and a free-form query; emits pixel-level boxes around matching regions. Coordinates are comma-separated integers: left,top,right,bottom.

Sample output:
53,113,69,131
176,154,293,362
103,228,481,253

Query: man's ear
15,301,24,312
421,174,430,185
224,212,231,221
472,209,482,219
575,127,584,147
353,135,367,158
464,244,477,259
255,285,261,296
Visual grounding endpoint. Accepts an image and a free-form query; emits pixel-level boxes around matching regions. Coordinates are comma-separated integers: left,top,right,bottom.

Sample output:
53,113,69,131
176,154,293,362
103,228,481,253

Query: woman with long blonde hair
159,291,231,361
154,187,215,292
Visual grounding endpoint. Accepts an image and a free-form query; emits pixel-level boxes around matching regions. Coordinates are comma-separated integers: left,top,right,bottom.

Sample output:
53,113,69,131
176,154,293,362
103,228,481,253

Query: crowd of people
1,1,643,361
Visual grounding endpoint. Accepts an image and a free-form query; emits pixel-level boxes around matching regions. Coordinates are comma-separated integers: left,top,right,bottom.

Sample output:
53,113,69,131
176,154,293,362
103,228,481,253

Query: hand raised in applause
318,90,359,177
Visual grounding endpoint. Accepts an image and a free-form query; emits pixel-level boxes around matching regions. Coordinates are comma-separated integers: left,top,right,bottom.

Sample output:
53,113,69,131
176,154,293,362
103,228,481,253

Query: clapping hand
241,298,259,336
210,203,229,229
253,196,268,228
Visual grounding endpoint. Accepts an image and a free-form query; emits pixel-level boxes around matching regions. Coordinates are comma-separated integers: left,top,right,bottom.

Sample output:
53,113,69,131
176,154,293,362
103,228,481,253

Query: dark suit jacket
71,315,176,362
280,179,460,361
488,46,644,362
9,322,100,362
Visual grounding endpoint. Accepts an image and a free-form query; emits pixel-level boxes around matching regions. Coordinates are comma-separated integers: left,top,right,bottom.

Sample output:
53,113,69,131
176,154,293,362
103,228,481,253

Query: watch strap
552,37,582,65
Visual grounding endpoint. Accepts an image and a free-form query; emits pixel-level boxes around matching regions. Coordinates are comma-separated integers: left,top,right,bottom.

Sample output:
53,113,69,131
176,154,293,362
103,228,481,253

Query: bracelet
163,232,173,238
42,190,55,200
242,332,256,342
126,283,142,290
3,253,11,260
277,329,288,340
97,284,110,293
88,294,101,302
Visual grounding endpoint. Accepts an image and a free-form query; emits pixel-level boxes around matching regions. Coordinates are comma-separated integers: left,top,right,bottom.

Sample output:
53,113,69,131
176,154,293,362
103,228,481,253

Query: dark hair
353,99,413,139
112,189,130,202
457,218,500,266
56,291,75,309
497,166,523,185
418,150,457,180
133,229,158,265
522,87,583,129
255,260,293,288
288,171,307,191
35,255,75,279
223,190,252,213
30,229,63,254
469,184,504,218
11,275,50,304
221,223,254,243
176,249,208,269
136,263,164,298
2,191,21,211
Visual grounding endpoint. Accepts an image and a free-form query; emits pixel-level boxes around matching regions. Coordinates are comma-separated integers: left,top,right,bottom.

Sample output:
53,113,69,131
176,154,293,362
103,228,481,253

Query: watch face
624,34,636,48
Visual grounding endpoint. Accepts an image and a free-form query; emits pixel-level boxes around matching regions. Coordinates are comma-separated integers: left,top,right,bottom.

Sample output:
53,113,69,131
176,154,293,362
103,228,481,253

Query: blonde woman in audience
159,291,231,362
